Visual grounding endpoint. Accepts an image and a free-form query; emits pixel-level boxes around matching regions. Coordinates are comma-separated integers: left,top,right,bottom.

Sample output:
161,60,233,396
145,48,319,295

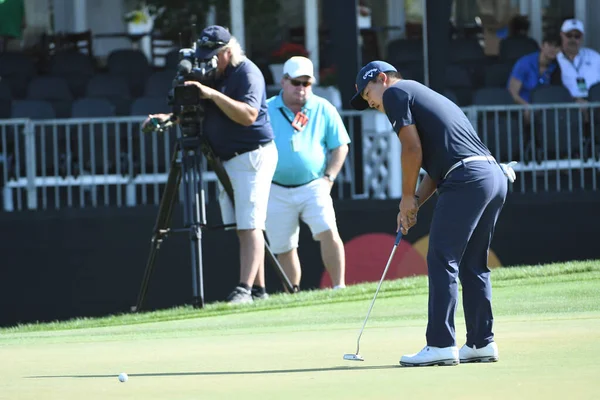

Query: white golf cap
283,56,314,79
561,19,584,34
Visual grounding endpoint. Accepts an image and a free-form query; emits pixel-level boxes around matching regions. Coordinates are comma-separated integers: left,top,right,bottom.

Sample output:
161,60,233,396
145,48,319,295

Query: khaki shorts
218,141,278,230
265,178,338,254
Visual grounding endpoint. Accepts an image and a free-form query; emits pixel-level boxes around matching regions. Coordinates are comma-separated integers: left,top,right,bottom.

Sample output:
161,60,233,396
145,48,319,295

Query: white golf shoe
400,346,459,367
459,342,499,363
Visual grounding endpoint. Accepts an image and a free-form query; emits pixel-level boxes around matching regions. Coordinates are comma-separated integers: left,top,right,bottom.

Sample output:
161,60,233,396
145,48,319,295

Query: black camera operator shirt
204,59,274,159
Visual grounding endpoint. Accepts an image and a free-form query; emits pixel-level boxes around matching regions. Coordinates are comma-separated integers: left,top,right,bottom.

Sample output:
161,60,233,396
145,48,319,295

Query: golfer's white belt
443,155,496,180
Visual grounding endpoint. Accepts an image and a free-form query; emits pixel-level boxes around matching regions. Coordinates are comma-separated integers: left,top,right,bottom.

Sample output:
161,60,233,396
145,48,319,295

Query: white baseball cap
283,56,314,80
561,19,584,34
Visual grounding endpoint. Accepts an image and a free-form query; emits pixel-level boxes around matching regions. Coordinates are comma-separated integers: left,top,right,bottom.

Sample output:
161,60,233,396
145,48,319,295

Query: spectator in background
556,19,600,102
507,31,562,124
0,0,26,52
265,56,350,291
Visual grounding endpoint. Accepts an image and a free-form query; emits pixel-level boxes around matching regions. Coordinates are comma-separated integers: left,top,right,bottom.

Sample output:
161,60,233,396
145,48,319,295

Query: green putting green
1,261,599,400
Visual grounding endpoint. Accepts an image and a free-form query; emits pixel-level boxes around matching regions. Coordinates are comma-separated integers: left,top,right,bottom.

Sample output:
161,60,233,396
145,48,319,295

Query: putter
343,229,403,362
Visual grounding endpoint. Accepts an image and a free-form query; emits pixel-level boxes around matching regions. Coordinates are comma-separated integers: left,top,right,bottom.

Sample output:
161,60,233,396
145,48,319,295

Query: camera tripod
132,119,295,312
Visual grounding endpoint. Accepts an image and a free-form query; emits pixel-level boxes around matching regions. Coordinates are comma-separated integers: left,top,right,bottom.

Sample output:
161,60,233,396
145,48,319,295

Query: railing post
24,120,37,210
126,181,136,207
3,186,13,212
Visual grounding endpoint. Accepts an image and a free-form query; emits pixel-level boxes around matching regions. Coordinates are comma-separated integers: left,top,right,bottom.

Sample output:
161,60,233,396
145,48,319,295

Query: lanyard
565,53,585,75
279,108,308,132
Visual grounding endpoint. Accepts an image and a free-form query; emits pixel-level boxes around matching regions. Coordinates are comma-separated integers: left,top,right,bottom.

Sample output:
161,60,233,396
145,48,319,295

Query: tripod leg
133,143,182,312
264,239,297,292
181,148,205,308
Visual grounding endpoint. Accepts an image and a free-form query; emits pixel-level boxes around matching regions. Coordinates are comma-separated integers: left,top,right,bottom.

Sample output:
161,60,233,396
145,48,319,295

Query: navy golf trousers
425,159,508,349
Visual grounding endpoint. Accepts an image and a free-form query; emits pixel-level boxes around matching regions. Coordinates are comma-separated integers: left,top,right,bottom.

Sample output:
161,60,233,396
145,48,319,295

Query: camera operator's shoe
459,342,499,363
400,346,459,367
251,288,269,301
226,286,253,304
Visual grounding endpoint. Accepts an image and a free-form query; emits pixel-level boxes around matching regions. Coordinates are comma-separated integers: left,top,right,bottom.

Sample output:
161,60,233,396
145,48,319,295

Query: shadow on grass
29,365,401,379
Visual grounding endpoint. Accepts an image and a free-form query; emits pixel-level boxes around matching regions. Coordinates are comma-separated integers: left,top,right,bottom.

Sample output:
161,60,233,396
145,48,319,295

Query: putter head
343,353,364,361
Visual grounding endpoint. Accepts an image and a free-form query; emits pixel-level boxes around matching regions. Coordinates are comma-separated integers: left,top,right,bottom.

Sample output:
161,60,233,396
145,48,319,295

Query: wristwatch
324,173,336,182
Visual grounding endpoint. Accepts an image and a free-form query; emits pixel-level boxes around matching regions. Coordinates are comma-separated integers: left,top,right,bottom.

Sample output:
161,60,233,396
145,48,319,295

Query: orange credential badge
291,111,309,132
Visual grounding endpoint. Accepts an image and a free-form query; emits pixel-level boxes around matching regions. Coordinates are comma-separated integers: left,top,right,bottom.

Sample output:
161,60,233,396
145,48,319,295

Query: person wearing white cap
557,19,600,99
264,56,350,291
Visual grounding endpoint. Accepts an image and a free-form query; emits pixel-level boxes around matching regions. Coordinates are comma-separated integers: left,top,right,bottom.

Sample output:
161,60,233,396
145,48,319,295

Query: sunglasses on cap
288,78,312,87
565,33,582,40
198,40,228,49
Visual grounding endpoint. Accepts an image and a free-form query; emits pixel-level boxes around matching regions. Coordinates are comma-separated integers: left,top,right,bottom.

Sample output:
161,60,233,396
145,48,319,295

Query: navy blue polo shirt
203,59,274,158
383,80,490,182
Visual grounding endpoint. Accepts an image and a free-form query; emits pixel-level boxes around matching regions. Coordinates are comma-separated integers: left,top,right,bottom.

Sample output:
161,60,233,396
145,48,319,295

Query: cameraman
142,25,277,304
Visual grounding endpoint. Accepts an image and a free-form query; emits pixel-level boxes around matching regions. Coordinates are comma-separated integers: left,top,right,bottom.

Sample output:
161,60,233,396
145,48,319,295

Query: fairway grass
1,260,599,400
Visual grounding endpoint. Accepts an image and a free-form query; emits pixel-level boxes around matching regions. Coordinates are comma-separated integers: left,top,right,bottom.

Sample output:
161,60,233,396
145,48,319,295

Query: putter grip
394,229,403,246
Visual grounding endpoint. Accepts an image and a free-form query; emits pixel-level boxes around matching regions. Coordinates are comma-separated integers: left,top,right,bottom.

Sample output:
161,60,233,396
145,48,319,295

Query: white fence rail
464,102,600,193
1,103,599,211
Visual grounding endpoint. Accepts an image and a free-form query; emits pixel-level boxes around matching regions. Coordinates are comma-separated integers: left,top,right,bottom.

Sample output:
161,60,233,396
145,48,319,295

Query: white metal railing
463,102,600,193
0,114,364,211
1,103,599,211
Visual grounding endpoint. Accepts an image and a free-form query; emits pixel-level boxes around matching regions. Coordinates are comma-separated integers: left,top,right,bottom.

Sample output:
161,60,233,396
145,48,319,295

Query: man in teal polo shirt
265,56,350,291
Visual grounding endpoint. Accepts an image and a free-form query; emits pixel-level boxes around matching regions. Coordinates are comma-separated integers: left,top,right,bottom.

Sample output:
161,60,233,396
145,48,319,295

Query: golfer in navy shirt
351,61,516,367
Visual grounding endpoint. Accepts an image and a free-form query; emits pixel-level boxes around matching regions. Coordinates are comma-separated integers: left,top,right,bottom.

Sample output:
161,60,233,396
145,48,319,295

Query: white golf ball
118,373,128,382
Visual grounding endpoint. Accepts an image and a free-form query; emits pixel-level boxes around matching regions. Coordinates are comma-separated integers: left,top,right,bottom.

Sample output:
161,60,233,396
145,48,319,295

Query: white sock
333,284,346,290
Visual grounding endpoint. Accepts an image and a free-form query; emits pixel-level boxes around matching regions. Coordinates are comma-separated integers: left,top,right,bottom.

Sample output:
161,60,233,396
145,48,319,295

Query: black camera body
167,44,220,138
168,47,218,109
172,85,202,108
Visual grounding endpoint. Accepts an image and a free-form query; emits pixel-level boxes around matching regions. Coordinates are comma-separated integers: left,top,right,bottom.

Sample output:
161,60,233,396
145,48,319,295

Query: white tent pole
229,0,245,50
519,0,530,16
387,0,405,42
529,0,542,44
73,0,87,32
574,0,587,46
304,0,319,84
206,5,217,26
574,0,586,22
422,0,429,87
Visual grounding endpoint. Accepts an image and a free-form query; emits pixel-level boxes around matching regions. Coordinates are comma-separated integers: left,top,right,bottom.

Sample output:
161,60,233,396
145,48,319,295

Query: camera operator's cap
350,60,397,110
283,56,315,80
196,25,231,60
561,19,584,34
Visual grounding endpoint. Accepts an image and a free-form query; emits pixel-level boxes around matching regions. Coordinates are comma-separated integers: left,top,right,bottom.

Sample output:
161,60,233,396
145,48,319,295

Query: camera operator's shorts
218,141,277,230
265,179,338,254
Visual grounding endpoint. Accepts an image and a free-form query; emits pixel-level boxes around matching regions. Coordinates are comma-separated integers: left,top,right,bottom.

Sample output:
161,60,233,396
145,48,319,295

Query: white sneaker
459,342,499,363
400,346,459,367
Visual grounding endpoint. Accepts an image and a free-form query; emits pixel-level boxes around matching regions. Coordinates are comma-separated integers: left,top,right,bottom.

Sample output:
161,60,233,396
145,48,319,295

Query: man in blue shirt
266,56,350,290
507,32,562,123
143,25,278,304
351,61,516,366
